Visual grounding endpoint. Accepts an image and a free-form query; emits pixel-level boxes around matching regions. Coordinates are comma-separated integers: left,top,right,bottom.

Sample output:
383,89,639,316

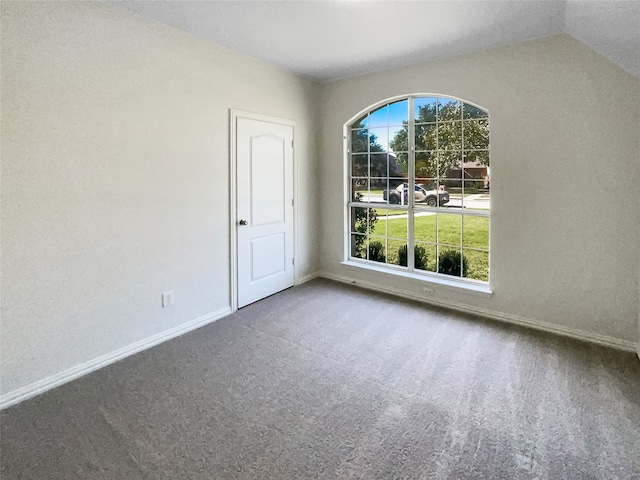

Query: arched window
345,95,490,284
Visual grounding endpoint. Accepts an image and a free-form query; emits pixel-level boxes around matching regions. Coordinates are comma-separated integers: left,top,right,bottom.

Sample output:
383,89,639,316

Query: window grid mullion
407,97,415,272
435,212,440,274
367,120,371,202
366,208,370,261
461,117,465,278
434,98,440,274
459,215,464,277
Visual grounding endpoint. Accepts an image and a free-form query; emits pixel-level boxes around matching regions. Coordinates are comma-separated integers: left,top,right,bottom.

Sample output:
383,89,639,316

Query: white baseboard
2,277,635,410
296,272,319,285
317,271,637,353
0,307,232,410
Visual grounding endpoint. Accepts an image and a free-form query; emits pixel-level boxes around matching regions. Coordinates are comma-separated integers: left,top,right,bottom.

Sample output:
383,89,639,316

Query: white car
383,183,450,207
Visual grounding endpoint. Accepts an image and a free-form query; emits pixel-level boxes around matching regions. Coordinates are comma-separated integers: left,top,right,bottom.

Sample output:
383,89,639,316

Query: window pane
389,178,405,189
415,242,437,272
437,182,452,208
415,152,437,178
463,119,489,149
464,249,489,281
372,208,392,236
441,179,461,190
352,178,368,201
351,208,383,258
386,210,407,239
441,180,461,208
463,216,489,249
368,181,387,205
415,123,437,151
437,247,464,277
438,151,462,179
373,178,388,205
384,207,407,267
388,153,405,177
463,104,488,119
350,207,369,233
414,211,436,243
462,156,487,179
351,129,369,153
437,121,462,149
415,97,437,123
367,236,387,263
384,181,404,205
389,127,407,154
356,187,374,204
388,99,408,126
350,233,366,258
464,180,490,210
369,127,389,152
394,152,409,176
437,99,462,121
386,238,405,266
437,214,461,247
413,177,451,208
370,208,384,235
351,154,368,177
416,182,443,207
369,153,388,178
351,178,368,202
415,176,437,190
389,125,406,153
464,179,485,194
369,105,388,128
464,149,489,168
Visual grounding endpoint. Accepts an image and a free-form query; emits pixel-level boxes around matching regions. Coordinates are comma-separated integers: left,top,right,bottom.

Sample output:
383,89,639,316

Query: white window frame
342,94,492,296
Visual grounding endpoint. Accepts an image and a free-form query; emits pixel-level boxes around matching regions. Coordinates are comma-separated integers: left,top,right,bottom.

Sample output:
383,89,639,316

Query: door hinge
291,199,294,207
291,140,294,148
292,258,295,266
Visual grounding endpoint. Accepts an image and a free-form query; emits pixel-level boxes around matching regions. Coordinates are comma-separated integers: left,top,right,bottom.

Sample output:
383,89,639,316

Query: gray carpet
2,279,639,480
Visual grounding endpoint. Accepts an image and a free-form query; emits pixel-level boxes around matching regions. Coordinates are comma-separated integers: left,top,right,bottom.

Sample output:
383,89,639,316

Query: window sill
341,260,493,298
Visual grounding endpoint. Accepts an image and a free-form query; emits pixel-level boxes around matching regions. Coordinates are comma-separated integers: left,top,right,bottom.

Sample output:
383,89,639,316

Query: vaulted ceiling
115,1,640,81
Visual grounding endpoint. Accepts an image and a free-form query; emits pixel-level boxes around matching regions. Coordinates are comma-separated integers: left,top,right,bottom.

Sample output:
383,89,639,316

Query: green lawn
365,211,489,281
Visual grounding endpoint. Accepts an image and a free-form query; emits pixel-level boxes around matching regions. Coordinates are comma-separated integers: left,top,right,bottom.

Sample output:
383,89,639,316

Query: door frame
229,110,298,312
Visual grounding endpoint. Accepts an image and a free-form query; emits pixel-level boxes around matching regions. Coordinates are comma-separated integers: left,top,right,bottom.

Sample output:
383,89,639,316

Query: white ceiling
115,0,640,81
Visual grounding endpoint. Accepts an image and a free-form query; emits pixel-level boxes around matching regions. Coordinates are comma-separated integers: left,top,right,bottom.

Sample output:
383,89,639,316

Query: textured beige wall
318,35,640,344
0,2,319,396
2,3,639,401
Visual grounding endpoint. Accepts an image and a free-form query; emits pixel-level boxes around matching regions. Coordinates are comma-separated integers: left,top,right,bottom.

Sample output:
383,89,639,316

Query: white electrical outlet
162,291,175,307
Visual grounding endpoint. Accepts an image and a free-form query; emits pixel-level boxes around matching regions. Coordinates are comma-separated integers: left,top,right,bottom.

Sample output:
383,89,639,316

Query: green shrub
352,192,379,258
397,244,428,270
368,241,386,263
438,249,468,277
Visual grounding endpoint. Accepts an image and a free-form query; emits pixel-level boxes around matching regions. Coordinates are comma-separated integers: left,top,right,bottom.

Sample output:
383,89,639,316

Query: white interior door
236,117,294,308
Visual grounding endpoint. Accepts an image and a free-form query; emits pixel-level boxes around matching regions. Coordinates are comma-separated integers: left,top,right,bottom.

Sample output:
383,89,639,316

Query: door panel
250,136,285,226
251,233,286,280
237,117,294,308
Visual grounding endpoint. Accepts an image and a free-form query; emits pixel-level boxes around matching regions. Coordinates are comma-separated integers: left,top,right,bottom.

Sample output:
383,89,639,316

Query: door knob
239,219,248,226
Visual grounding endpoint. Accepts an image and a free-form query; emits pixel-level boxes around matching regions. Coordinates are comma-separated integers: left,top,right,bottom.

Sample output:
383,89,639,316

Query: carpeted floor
1,279,639,479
